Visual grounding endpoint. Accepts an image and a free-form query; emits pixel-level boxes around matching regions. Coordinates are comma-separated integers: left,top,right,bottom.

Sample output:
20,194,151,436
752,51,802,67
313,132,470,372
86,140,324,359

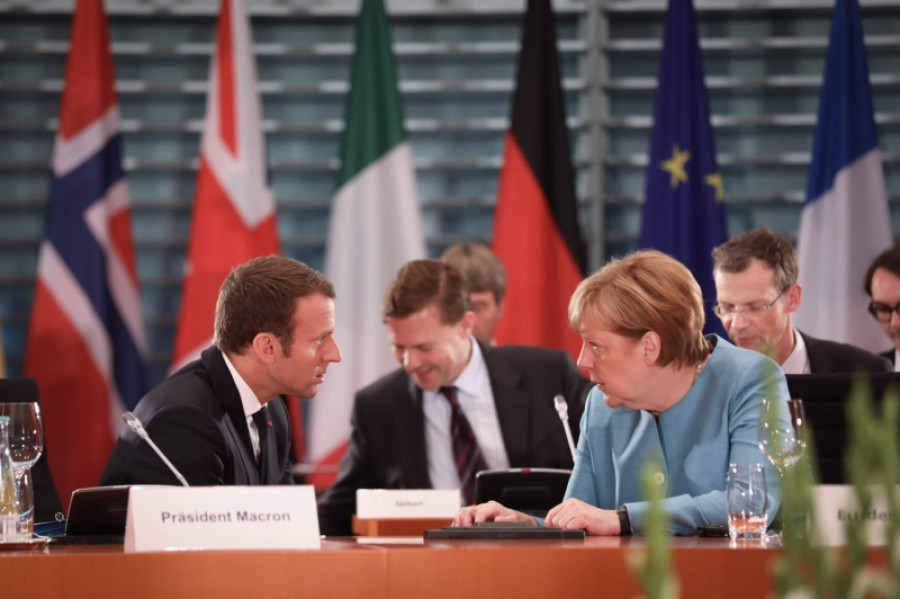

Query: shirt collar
452,337,488,398
781,328,811,375
423,337,488,402
221,351,264,417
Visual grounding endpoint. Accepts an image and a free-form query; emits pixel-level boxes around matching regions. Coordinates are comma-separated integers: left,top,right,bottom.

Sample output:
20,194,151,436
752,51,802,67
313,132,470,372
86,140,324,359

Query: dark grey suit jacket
880,348,895,367
801,331,892,374
316,343,592,536
100,346,293,486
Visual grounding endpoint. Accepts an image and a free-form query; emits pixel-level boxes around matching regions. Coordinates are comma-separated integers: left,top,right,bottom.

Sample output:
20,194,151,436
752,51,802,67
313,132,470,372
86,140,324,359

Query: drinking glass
0,403,44,539
758,398,806,476
727,463,768,539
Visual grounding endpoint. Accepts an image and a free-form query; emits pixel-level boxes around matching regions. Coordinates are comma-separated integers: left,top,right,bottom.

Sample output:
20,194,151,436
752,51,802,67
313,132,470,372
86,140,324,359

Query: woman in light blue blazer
455,250,790,535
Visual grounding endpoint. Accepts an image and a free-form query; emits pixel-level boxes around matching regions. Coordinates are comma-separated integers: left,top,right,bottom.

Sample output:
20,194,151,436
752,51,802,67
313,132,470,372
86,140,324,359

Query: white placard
356,489,460,519
812,484,895,547
125,485,321,552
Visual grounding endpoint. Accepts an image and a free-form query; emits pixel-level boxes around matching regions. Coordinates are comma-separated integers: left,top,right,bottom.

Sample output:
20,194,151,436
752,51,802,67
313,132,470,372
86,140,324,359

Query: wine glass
758,398,806,476
0,403,44,538
757,398,806,543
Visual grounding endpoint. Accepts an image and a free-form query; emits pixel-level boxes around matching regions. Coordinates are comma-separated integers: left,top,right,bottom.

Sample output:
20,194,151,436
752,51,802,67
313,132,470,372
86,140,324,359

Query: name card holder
356,489,460,519
125,485,321,551
812,484,896,547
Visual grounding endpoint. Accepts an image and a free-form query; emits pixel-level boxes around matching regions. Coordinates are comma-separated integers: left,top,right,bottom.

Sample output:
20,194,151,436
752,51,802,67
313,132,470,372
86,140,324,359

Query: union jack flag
170,0,281,373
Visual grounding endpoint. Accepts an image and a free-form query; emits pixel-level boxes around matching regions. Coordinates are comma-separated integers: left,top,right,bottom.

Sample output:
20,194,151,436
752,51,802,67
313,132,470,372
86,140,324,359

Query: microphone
122,412,190,487
553,395,577,463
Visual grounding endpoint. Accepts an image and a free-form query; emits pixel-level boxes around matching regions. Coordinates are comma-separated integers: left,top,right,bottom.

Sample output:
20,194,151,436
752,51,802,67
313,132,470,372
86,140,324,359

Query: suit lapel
201,346,259,483
393,376,431,487
482,345,529,465
801,331,833,373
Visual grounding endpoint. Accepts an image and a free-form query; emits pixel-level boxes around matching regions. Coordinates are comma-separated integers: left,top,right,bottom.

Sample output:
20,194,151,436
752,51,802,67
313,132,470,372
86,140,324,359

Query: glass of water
0,403,44,539
727,463,768,539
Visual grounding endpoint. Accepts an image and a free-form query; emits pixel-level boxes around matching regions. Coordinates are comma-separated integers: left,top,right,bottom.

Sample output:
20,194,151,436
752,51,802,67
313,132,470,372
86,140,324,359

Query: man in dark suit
864,243,900,370
712,228,890,374
101,256,342,486
316,260,591,536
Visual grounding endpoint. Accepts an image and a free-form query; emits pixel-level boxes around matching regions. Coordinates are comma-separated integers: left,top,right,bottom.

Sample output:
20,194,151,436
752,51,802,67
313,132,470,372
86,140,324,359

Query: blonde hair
569,250,708,368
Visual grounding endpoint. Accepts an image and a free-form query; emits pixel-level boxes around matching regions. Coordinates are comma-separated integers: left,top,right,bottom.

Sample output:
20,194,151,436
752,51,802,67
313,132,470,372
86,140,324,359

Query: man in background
864,243,900,370
712,228,889,374
440,242,506,345
101,256,342,486
316,260,590,536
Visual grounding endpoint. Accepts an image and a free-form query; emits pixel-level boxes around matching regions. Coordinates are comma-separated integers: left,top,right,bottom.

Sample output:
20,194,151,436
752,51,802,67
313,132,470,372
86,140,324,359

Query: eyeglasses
713,288,787,320
867,300,900,323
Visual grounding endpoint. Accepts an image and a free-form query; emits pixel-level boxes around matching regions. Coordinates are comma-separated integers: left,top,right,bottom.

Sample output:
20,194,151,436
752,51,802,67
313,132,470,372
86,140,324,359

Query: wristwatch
616,506,632,536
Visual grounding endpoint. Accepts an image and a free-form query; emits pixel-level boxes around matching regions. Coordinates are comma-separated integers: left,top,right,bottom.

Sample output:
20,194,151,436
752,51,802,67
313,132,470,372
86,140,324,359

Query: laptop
784,373,900,484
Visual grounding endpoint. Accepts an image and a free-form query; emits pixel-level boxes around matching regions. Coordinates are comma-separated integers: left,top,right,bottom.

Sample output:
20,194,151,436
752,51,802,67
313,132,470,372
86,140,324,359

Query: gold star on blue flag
639,0,728,336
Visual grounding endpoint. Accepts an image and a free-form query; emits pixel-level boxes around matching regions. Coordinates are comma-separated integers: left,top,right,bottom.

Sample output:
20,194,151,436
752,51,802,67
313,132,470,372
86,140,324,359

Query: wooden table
0,536,882,598
387,537,781,599
0,539,387,599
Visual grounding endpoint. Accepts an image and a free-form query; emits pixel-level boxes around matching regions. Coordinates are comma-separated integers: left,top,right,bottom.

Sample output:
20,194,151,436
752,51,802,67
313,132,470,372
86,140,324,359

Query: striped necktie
440,386,487,505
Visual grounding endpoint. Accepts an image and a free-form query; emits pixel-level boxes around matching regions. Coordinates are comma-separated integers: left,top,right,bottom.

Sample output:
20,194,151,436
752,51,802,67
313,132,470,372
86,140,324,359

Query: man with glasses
863,243,900,370
712,228,890,374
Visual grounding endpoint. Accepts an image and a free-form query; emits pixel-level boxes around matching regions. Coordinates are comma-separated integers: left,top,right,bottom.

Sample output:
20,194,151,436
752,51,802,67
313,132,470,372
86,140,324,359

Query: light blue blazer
564,335,790,534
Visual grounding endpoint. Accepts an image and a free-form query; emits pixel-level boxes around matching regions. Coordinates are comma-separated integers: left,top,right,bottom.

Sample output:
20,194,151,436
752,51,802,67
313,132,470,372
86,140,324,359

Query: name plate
125,485,321,551
356,489,460,519
812,484,896,546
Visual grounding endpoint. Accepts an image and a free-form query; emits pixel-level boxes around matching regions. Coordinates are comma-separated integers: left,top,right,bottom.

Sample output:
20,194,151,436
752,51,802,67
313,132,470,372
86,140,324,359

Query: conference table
0,535,858,599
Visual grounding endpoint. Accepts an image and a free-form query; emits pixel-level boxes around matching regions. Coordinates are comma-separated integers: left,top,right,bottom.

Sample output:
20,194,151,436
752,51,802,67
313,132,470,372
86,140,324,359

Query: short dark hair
711,228,797,291
440,242,507,303
214,255,335,355
864,243,900,296
383,260,471,324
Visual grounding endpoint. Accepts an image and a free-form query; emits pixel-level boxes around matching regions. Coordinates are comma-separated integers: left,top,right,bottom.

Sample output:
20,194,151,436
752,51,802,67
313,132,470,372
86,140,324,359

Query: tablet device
424,522,585,541
474,468,571,516
64,485,130,541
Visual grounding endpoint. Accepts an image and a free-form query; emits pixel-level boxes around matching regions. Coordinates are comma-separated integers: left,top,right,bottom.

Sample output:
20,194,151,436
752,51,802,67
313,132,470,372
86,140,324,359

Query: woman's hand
545,498,621,535
452,501,538,527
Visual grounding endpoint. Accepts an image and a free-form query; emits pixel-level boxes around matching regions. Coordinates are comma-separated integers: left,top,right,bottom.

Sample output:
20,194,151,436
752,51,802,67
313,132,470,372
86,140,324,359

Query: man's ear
251,332,278,364
640,331,661,365
459,310,476,338
784,283,802,314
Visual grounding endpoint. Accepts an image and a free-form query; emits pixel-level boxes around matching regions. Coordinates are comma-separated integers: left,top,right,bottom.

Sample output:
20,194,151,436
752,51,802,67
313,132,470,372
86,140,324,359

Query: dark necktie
440,386,487,505
252,406,270,484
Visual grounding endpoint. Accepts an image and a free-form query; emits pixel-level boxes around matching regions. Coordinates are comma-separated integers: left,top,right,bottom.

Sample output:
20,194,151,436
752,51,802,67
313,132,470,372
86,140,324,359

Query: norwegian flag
171,0,281,370
24,0,147,506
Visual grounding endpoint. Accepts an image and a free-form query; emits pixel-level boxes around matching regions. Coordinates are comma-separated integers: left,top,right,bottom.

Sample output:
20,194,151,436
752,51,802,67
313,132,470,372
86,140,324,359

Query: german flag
491,0,587,362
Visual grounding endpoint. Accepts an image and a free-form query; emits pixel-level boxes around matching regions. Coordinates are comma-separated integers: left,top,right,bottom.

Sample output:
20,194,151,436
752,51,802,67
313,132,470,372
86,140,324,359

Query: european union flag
639,0,727,336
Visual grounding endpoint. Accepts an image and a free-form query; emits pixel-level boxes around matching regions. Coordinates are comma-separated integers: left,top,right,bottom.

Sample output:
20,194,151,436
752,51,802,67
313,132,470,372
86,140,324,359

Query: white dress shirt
422,339,510,501
221,351,265,460
781,328,811,375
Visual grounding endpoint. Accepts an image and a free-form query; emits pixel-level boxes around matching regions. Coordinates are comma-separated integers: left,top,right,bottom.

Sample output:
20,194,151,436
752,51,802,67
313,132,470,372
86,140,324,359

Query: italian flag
307,0,426,488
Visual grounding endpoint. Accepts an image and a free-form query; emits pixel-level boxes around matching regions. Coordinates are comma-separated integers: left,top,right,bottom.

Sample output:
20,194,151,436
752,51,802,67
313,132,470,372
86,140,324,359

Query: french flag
795,0,892,352
24,0,147,506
